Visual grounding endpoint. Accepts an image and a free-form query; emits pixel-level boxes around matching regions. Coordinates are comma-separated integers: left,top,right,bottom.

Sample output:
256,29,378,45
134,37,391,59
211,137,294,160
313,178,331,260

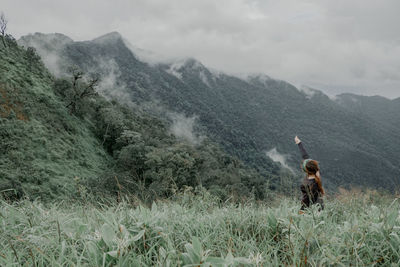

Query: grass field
1,189,399,266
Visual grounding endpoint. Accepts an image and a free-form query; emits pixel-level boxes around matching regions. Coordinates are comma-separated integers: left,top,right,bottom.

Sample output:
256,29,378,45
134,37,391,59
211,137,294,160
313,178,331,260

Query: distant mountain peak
298,85,332,100
167,57,205,70
299,86,319,99
244,73,272,84
92,31,123,44
164,58,208,80
22,32,73,41
18,32,73,48
181,57,205,69
248,73,272,81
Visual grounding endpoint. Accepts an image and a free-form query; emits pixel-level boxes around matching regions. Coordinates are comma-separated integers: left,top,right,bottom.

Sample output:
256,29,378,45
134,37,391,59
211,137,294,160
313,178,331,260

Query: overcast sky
3,0,400,98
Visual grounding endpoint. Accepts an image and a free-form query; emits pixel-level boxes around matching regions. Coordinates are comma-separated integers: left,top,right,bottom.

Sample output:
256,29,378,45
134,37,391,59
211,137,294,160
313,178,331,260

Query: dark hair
304,160,325,195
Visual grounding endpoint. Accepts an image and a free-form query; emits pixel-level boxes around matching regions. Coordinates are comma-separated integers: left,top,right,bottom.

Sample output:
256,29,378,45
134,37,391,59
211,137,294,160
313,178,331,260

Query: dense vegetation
1,34,278,200
336,93,400,134
1,189,399,266
1,23,400,267
0,35,109,200
19,32,400,192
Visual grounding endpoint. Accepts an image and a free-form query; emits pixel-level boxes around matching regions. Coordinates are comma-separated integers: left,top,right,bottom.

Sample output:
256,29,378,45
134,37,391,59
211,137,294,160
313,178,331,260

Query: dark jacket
298,142,324,210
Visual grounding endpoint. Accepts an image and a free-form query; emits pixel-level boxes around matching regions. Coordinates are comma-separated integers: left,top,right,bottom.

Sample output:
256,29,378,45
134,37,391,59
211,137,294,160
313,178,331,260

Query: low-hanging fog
3,0,400,98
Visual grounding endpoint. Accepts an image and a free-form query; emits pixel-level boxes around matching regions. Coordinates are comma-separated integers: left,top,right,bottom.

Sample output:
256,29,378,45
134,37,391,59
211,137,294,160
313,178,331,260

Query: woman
295,136,325,212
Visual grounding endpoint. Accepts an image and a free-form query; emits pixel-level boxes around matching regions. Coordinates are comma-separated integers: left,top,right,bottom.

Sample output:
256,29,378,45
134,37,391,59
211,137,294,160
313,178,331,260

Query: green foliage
0,37,109,200
1,37,277,201
60,67,99,116
0,191,399,266
181,236,251,266
81,87,272,200
26,32,400,192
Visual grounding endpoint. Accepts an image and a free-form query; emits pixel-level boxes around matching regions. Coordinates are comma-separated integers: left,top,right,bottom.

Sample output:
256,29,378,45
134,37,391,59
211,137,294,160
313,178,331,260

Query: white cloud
17,33,70,77
93,59,132,105
166,61,185,80
169,113,204,145
299,86,317,99
3,0,400,98
199,70,210,87
266,148,294,173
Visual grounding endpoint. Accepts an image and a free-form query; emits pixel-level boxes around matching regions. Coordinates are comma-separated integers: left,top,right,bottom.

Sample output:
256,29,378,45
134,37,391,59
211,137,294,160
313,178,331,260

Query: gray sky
3,0,400,98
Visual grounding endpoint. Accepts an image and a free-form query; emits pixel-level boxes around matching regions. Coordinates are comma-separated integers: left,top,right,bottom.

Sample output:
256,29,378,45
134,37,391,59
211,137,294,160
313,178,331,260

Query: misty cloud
18,33,133,105
90,58,133,105
266,148,294,173
4,0,400,98
17,33,71,77
166,61,184,80
169,113,204,145
299,86,317,100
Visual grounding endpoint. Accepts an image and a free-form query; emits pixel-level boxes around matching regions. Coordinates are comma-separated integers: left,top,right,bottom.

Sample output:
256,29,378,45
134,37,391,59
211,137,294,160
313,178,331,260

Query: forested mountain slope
0,37,109,199
1,35,270,200
19,32,400,191
335,93,400,132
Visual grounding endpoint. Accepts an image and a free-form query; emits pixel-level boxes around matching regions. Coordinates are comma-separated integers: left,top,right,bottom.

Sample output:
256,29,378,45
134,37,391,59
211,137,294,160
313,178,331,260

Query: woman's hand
295,136,301,144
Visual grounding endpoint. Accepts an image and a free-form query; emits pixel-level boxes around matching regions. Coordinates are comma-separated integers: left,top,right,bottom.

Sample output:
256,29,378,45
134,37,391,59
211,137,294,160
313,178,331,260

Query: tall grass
0,189,399,266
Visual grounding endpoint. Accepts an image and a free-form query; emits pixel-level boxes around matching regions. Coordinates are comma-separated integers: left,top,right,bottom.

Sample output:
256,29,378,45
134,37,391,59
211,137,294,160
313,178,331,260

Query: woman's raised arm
295,136,309,159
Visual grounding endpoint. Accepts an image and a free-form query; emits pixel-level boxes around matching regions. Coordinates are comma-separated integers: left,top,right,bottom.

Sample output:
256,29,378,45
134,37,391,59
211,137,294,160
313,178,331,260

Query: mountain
335,93,400,132
18,32,400,191
1,35,269,200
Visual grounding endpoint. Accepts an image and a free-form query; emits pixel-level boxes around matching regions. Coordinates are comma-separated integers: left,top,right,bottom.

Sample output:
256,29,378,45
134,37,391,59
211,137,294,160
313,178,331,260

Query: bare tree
0,12,7,48
65,67,99,114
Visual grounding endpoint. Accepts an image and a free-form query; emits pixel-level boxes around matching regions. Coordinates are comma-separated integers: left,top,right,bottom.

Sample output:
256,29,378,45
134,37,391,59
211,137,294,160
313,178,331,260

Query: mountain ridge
19,31,397,100
17,31,400,191
2,35,273,200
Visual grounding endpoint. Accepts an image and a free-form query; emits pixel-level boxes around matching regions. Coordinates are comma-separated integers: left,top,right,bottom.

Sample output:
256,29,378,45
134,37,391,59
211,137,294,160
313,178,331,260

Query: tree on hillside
25,47,43,70
0,12,8,48
65,67,99,115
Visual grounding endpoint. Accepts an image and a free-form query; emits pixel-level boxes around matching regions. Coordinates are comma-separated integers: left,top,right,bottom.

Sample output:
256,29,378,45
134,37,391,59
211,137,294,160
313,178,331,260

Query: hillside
0,36,109,199
335,93,400,132
1,35,271,200
19,32,400,191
